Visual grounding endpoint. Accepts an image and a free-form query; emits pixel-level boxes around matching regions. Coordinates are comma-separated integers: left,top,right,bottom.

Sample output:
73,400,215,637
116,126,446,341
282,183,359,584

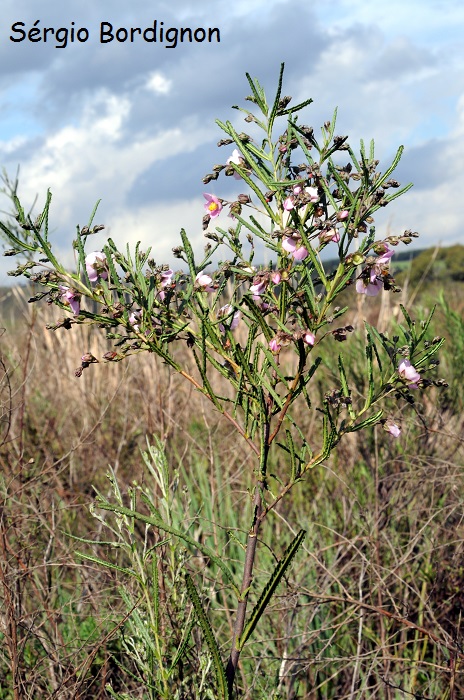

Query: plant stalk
226,478,264,696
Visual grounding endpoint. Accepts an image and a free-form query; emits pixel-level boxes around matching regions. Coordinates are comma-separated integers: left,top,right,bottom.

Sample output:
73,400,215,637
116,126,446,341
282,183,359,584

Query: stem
226,479,264,696
268,344,306,445
227,387,274,696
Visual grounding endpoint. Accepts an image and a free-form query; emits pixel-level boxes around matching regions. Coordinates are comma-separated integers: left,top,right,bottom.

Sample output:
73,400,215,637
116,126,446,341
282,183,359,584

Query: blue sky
0,0,463,283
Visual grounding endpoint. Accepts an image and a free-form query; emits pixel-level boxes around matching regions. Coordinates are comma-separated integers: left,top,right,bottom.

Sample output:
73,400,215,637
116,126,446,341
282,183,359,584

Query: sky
0,0,463,284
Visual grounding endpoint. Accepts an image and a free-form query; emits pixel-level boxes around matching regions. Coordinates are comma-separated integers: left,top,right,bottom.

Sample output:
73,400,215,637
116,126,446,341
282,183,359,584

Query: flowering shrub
0,65,447,699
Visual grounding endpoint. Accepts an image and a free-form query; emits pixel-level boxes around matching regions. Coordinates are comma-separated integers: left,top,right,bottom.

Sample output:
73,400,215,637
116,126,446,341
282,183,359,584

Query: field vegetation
1,252,463,699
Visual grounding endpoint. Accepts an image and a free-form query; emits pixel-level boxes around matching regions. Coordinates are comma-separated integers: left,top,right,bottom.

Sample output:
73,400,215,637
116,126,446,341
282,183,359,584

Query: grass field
1,257,464,699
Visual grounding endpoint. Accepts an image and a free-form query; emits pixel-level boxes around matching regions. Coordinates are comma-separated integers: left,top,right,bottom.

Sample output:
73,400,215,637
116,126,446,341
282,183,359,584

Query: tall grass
1,282,463,698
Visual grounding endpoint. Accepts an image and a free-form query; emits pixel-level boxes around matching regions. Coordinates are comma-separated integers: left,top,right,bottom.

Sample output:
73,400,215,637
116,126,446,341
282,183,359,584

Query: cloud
0,0,463,284
145,71,172,95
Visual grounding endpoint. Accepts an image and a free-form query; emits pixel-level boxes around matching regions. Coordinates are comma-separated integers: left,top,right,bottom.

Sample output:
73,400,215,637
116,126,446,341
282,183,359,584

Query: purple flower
283,196,295,211
337,210,349,221
85,251,108,283
195,271,214,292
250,279,268,297
398,359,421,389
269,337,281,353
282,235,308,261
218,304,241,332
303,331,315,346
355,270,383,297
384,420,401,438
203,193,222,218
59,286,81,315
356,245,394,296
319,228,340,244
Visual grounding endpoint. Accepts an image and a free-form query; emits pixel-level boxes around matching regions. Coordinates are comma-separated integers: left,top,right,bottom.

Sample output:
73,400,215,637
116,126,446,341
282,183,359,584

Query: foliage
0,65,458,699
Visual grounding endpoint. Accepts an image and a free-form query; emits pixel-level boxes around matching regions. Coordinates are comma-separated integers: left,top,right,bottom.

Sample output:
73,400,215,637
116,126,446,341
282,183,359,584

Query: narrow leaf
185,574,229,700
239,530,306,649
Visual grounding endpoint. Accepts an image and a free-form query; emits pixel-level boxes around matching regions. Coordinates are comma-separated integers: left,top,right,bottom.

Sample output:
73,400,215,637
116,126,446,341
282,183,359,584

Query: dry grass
1,284,463,699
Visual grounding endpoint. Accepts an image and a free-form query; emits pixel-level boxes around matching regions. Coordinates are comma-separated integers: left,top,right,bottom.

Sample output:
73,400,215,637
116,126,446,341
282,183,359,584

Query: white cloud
13,89,210,223
145,71,172,95
0,87,217,282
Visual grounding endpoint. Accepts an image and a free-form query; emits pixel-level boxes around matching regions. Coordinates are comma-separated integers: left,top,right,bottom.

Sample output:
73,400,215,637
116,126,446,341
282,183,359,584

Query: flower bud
237,194,251,204
81,353,98,364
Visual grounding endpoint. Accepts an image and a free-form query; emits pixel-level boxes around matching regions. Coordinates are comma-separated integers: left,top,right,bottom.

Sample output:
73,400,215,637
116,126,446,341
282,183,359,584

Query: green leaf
278,97,313,116
245,72,267,114
373,144,406,191
168,617,195,678
180,228,197,278
415,305,436,346
86,199,101,228
0,221,38,253
347,409,383,433
268,63,285,133
119,587,158,656
75,551,139,579
338,354,356,419
185,574,229,700
239,530,306,649
95,501,240,597
285,429,299,480
151,556,160,636
362,328,375,412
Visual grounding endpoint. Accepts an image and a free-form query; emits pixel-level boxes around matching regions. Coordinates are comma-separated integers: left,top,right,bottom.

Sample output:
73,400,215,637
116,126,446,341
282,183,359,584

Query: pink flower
282,235,308,261
292,245,309,261
203,193,222,218
269,338,281,353
59,286,81,315
271,271,281,285
319,228,340,244
384,420,401,438
355,270,383,297
283,196,295,211
85,251,108,283
303,331,315,346
293,184,303,195
158,269,174,300
195,271,214,292
304,186,319,202
398,359,421,389
376,247,395,265
250,279,267,297
160,269,173,287
337,210,349,220
218,304,241,332
356,246,394,296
